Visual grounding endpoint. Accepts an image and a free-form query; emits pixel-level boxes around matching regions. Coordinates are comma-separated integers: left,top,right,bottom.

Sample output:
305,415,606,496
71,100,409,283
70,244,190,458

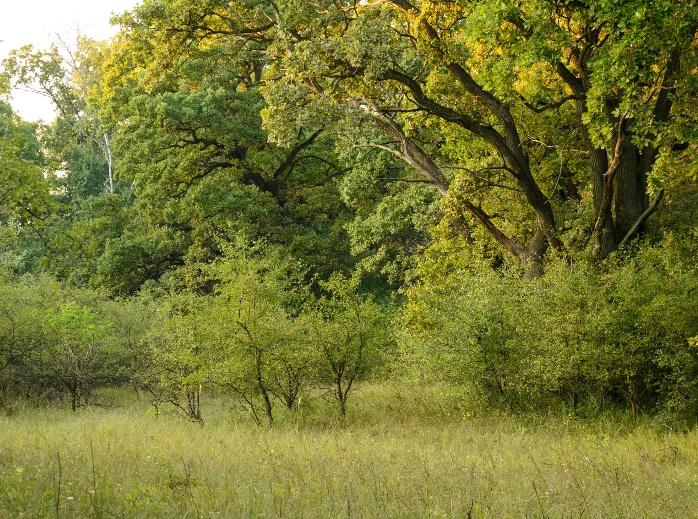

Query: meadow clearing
1,385,696,519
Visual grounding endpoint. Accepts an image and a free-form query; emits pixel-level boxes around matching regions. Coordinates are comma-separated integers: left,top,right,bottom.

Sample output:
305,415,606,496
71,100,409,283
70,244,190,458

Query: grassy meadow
0,385,697,518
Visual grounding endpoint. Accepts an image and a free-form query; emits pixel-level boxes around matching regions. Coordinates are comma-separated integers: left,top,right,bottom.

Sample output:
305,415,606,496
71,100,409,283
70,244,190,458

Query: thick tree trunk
568,46,681,261
591,135,654,260
613,140,648,242
523,227,548,278
589,148,616,259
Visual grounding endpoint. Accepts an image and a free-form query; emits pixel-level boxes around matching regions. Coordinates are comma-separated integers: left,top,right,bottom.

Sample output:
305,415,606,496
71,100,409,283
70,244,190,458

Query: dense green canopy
0,0,696,419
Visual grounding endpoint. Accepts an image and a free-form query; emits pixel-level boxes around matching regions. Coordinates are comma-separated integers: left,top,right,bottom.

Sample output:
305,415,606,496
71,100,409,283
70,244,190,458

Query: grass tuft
1,385,697,518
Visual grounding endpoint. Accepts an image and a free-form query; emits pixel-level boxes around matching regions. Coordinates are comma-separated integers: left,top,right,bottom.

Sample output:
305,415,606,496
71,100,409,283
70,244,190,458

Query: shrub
145,246,317,425
403,236,698,418
0,277,142,411
310,275,394,418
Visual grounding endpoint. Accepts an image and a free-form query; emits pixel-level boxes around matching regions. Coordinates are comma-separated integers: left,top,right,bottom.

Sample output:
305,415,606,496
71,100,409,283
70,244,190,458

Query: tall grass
0,385,696,518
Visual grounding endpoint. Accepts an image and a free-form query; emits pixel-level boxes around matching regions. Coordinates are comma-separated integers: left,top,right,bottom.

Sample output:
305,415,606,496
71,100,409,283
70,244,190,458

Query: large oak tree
263,0,697,273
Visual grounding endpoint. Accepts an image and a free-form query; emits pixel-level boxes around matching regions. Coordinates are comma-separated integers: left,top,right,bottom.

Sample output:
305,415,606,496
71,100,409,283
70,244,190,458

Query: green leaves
0,101,49,223
0,277,144,410
141,244,394,422
47,302,109,346
404,238,698,415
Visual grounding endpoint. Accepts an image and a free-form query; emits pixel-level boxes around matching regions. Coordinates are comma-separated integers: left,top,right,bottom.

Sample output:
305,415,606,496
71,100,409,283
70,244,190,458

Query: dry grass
0,386,697,518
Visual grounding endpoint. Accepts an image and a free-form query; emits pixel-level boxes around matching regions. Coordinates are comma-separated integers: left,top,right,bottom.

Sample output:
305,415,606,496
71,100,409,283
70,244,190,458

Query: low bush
403,236,698,419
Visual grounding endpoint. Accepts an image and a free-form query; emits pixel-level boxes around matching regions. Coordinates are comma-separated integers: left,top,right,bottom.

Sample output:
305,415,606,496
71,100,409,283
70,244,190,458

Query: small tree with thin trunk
144,293,211,422
0,281,48,408
41,302,117,412
147,246,316,426
207,245,314,426
312,276,391,419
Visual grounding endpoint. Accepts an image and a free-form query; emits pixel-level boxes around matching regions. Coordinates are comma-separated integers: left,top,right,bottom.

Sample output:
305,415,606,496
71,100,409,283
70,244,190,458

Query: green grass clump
0,387,697,518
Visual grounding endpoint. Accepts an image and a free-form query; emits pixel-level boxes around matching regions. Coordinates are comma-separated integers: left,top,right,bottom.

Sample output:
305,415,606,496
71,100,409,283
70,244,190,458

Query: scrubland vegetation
1,0,698,516
2,239,697,425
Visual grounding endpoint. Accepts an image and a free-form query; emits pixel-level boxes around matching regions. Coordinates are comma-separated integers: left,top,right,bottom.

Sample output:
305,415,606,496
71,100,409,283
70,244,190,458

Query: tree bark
589,148,616,259
255,350,274,426
613,139,647,242
559,43,681,260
